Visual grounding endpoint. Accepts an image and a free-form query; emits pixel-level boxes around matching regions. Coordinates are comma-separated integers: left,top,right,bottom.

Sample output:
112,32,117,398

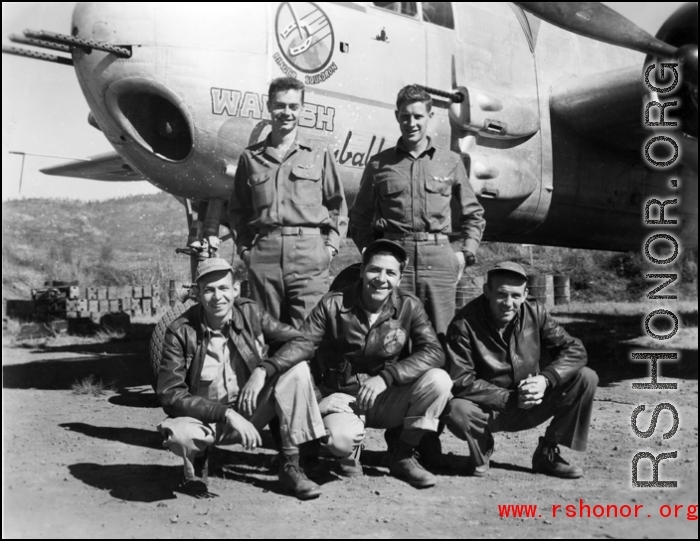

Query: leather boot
279,453,323,500
532,437,583,478
388,440,437,488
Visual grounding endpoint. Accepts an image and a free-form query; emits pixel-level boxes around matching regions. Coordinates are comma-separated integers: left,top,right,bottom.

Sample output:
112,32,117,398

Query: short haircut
268,77,305,104
396,84,432,112
362,248,408,273
486,270,528,288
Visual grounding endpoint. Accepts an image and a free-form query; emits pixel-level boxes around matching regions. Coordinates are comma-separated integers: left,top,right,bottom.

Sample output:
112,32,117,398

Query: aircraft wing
40,151,146,181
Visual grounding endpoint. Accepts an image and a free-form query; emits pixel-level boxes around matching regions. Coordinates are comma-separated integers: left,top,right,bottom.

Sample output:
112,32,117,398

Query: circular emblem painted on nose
383,328,407,354
275,2,334,74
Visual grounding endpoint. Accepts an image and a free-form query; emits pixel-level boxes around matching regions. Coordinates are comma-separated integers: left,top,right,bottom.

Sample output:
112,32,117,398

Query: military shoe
279,453,323,500
388,440,437,488
532,437,583,479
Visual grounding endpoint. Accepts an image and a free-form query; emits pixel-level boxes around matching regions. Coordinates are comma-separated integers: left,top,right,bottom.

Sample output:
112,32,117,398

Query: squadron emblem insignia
383,328,407,354
275,2,338,84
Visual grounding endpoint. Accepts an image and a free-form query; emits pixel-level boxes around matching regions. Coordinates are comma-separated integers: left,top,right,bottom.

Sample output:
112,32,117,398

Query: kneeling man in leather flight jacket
298,239,453,489
443,261,598,478
156,258,326,500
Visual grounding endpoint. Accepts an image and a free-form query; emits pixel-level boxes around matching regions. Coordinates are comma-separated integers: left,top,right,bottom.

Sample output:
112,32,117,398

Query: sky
1,2,689,201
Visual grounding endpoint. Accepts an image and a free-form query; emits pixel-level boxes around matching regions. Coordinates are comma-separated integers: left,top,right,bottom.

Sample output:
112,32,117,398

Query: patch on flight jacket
383,328,407,355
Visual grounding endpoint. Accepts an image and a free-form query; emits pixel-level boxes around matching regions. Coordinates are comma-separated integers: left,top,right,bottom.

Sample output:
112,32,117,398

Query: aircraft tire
149,299,196,391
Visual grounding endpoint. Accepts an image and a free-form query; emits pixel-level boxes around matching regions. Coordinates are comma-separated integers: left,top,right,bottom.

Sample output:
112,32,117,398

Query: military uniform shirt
349,138,484,254
228,135,348,255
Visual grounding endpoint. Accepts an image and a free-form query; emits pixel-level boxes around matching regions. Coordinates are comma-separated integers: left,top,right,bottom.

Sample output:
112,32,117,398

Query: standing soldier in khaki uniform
228,77,348,327
349,85,485,336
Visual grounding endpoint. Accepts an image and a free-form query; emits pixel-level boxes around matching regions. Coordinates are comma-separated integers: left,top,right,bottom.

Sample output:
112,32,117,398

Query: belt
265,226,322,237
383,232,449,242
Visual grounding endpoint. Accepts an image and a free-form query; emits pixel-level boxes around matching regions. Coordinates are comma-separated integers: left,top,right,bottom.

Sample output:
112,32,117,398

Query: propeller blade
514,2,677,58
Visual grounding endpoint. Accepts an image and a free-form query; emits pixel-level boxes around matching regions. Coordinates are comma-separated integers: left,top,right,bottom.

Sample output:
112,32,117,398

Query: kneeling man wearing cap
156,258,327,499
299,239,452,488
442,261,598,478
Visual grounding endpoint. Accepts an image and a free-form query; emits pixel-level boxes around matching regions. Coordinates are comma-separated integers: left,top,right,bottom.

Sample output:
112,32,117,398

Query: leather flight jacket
156,298,315,424
445,295,587,412
300,282,445,396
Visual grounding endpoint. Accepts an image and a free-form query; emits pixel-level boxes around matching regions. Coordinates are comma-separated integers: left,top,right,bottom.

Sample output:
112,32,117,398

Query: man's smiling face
197,270,239,323
361,253,403,312
483,273,528,327
267,88,303,134
395,100,433,147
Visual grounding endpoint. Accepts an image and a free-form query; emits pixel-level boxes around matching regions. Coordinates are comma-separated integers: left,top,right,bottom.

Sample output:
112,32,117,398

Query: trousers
157,362,326,481
443,367,598,466
397,240,462,336
321,368,453,457
247,232,331,327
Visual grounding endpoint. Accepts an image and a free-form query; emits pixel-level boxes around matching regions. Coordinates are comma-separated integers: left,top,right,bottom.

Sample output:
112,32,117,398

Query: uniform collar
198,304,244,336
395,136,437,159
253,134,312,160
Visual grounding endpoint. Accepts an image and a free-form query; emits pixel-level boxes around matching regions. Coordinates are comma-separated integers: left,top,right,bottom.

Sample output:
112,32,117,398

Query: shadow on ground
60,422,163,450
3,324,153,391
108,387,160,408
556,310,698,385
68,463,180,503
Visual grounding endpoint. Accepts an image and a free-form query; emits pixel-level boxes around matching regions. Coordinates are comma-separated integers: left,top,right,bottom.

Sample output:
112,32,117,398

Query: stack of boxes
31,282,162,322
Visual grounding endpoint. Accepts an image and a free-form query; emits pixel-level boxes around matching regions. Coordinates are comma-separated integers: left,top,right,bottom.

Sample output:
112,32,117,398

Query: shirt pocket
290,163,322,207
424,176,453,218
377,176,408,222
200,363,220,383
247,172,273,209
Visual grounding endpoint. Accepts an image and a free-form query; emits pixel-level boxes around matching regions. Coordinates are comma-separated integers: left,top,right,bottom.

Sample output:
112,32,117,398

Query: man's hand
238,367,266,417
319,393,356,416
518,374,547,409
357,376,388,411
327,246,337,261
223,409,262,450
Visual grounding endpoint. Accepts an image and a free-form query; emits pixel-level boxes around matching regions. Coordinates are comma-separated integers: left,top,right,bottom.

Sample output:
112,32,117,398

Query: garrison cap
195,258,233,282
487,261,528,280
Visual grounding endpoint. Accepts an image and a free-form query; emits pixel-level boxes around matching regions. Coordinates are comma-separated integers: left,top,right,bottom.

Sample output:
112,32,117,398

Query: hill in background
2,193,696,302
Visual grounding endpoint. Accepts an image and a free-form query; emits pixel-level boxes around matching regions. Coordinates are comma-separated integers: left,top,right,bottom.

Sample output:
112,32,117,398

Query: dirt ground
3,305,698,539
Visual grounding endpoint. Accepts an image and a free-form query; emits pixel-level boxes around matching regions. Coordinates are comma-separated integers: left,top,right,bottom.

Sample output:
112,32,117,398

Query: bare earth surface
3,307,698,539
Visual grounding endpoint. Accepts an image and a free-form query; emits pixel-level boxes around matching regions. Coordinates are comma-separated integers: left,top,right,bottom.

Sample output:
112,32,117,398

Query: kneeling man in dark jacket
156,258,326,499
443,262,598,478
300,239,452,488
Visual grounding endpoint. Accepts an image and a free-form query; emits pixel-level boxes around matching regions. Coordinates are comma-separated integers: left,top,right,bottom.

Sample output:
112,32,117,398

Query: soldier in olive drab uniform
349,84,485,336
228,77,348,328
